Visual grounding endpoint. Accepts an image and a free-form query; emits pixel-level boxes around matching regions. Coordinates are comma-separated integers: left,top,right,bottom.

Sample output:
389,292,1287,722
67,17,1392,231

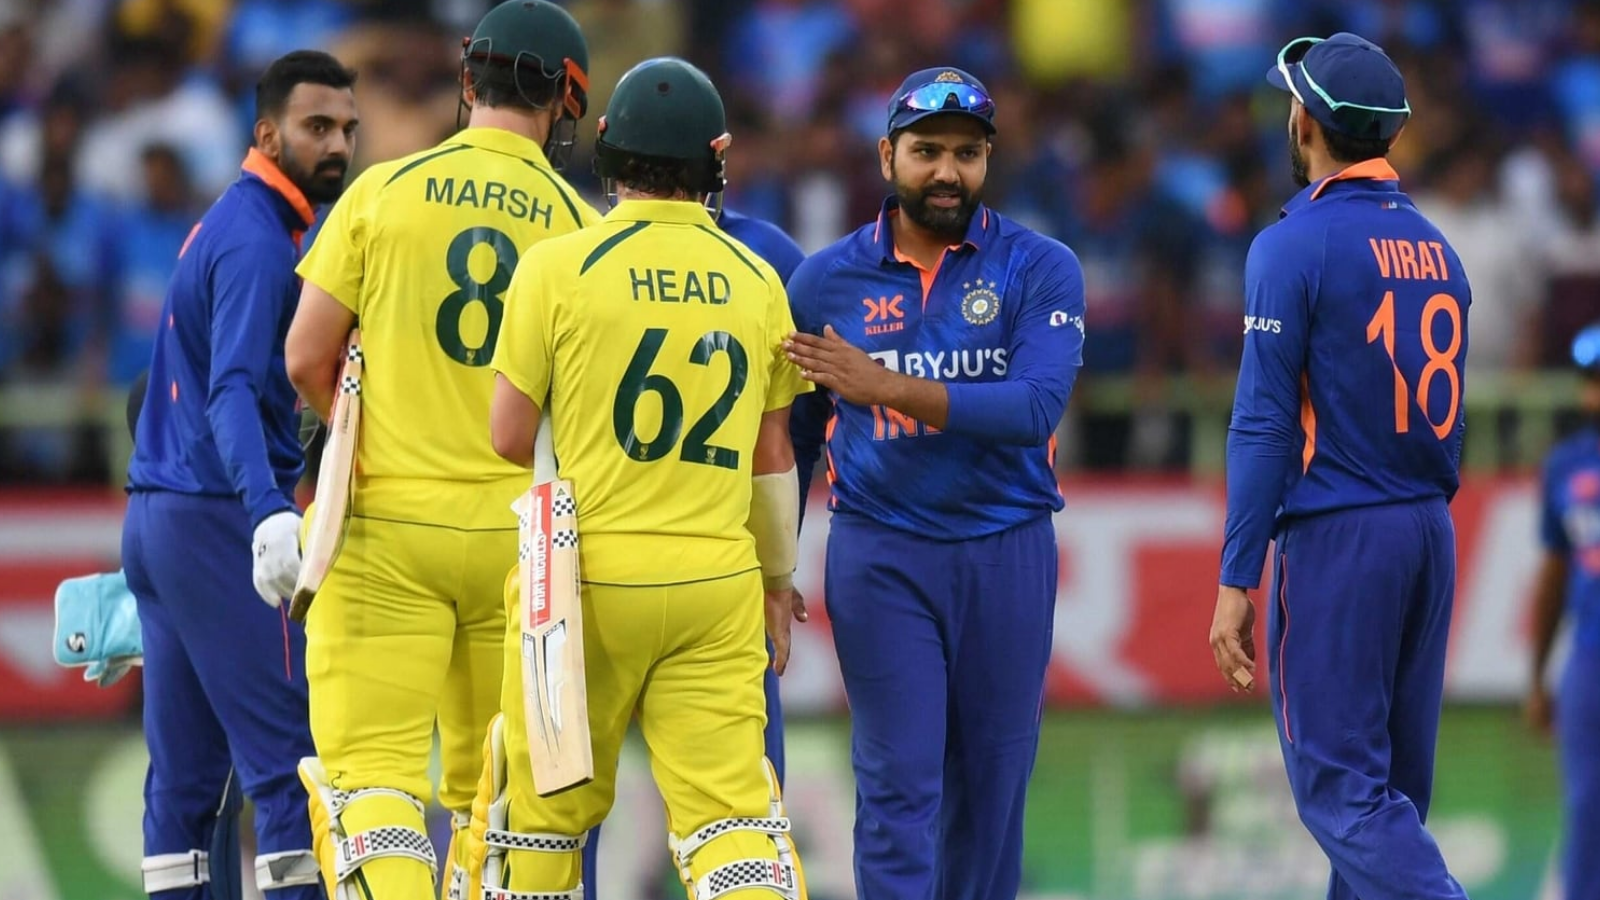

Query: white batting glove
251,510,303,608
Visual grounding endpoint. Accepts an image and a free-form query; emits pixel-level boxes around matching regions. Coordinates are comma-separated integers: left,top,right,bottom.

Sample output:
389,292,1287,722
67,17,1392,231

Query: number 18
1365,290,1462,440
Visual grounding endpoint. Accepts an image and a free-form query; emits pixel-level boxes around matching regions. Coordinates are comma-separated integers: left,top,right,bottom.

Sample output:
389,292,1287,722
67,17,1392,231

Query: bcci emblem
935,70,964,83
961,279,1001,325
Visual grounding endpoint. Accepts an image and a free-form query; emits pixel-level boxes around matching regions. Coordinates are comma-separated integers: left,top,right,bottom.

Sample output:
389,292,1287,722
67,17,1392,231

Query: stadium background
0,0,1590,897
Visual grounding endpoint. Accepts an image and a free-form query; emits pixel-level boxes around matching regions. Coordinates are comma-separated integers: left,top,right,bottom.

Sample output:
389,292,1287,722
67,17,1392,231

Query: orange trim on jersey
1299,373,1316,472
824,410,839,487
241,148,316,228
893,245,947,309
1308,158,1400,202
1047,434,1062,498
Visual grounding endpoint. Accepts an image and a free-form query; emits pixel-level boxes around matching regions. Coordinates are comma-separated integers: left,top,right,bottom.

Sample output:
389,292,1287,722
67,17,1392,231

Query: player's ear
1386,122,1407,153
460,67,478,107
254,117,280,157
1295,103,1317,150
878,135,894,182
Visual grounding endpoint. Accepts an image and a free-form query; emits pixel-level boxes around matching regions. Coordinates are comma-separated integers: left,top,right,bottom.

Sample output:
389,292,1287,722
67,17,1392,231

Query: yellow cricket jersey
297,128,600,529
492,199,811,585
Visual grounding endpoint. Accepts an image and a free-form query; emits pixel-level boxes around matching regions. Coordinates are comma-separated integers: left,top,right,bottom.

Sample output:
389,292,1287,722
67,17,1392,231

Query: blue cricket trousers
824,511,1056,900
1268,498,1467,900
579,644,786,896
1559,642,1600,900
122,491,320,899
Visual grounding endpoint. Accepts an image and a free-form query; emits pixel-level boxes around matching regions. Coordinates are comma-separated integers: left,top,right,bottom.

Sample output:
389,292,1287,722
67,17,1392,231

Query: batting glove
252,510,304,608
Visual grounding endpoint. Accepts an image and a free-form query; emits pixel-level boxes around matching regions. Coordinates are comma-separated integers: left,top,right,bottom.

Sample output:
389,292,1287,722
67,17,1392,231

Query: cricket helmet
593,57,730,196
460,0,590,169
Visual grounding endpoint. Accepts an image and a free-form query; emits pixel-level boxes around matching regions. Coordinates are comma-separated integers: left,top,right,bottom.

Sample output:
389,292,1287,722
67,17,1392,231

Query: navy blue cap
886,67,996,136
1266,33,1410,141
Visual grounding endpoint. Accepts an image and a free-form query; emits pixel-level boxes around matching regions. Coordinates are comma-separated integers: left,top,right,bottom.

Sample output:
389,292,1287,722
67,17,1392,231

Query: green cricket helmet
593,57,730,196
461,0,591,149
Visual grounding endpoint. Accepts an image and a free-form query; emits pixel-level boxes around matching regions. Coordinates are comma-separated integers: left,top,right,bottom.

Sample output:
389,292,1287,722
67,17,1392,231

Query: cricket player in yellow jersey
281,2,598,898
472,56,811,900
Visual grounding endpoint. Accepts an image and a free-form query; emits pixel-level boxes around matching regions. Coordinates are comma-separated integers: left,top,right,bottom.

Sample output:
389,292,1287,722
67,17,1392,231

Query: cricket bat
514,475,593,796
288,329,363,623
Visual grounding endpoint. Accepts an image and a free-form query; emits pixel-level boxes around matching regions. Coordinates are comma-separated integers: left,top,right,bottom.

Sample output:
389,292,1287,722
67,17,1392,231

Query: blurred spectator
1150,0,1297,102
1459,0,1567,129
106,143,197,388
1413,139,1543,379
1010,0,1132,86
332,15,460,171
1058,119,1204,470
3,92,117,381
0,3,34,181
1538,152,1600,366
722,0,857,121
74,35,244,202
12,0,1600,481
1550,0,1600,174
566,0,684,134
115,0,230,65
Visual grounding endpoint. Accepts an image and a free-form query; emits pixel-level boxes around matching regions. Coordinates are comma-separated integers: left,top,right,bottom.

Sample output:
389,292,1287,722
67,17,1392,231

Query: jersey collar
605,198,718,226
872,195,989,263
241,148,315,229
1281,158,1401,218
450,126,555,168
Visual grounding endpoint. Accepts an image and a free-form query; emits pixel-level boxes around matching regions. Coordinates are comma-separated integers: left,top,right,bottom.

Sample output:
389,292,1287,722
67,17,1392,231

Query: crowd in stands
4,0,1599,481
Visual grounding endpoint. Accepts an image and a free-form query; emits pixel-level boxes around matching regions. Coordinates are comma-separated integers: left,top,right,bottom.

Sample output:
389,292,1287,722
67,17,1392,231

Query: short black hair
466,57,560,111
255,50,357,122
1322,123,1392,166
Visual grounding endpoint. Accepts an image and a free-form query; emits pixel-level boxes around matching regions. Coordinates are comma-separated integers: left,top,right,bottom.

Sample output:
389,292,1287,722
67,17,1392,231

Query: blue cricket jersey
1542,431,1600,650
720,206,805,284
127,149,315,528
1220,160,1472,588
788,199,1086,540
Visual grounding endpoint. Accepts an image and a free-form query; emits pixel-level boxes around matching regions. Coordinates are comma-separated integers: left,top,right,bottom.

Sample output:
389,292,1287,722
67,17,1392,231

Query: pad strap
255,849,320,889
142,851,209,891
484,829,587,853
335,825,438,881
695,859,799,900
672,816,791,863
484,886,583,900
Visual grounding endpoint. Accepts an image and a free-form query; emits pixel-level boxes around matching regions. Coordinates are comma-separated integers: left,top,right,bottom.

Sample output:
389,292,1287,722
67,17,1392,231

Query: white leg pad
669,759,804,900
695,860,799,900
255,849,321,890
142,851,209,892
299,757,437,891
479,718,587,900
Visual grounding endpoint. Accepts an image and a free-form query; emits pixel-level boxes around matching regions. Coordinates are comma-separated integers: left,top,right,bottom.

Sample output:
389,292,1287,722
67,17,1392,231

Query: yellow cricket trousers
305,509,513,899
486,568,782,897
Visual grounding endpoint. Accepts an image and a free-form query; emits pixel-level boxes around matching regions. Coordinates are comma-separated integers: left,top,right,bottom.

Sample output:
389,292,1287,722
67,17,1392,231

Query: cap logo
934,70,964,83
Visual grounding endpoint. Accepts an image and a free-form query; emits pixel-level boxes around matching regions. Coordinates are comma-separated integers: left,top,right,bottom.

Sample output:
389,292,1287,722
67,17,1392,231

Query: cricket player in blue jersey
1209,33,1472,900
718,204,806,788
121,51,358,899
1528,323,1600,900
783,66,1084,900
578,204,806,898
